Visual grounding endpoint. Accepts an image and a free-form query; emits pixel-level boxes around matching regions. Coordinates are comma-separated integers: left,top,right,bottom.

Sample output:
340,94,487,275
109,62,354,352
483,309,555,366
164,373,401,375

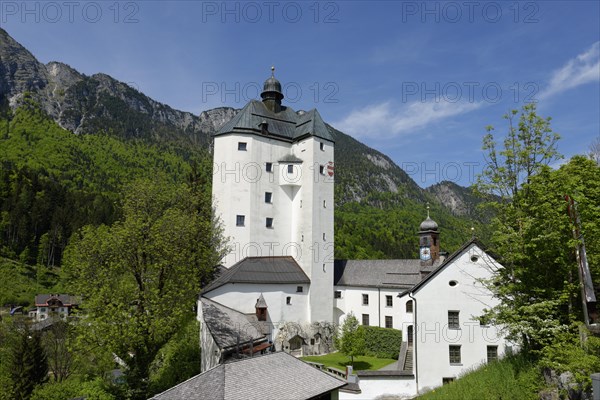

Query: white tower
211,68,334,322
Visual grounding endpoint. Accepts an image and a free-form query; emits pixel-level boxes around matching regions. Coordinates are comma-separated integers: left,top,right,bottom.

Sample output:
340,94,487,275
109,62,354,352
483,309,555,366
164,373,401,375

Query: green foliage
480,156,600,351
2,321,49,400
63,178,225,399
335,197,484,260
358,325,402,359
148,318,201,396
0,102,204,267
478,103,562,199
418,354,541,400
334,313,366,366
539,329,600,392
30,378,115,400
0,258,43,306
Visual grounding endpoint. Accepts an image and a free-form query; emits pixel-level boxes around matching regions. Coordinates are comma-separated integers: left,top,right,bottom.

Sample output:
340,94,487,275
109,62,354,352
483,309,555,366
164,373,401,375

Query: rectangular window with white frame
362,314,370,326
449,345,461,364
386,295,393,307
236,215,245,226
487,345,498,362
362,294,369,306
448,311,460,329
385,316,393,328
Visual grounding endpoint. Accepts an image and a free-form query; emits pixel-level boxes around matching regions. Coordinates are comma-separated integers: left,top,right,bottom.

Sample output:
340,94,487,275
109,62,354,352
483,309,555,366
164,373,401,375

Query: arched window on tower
406,300,413,313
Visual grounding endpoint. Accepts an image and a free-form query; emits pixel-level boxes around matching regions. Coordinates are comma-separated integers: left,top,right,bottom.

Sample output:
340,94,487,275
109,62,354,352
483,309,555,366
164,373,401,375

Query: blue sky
2,0,599,187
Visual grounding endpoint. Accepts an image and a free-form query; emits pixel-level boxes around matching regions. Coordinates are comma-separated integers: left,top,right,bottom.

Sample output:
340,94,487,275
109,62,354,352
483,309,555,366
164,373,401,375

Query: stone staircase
403,343,413,372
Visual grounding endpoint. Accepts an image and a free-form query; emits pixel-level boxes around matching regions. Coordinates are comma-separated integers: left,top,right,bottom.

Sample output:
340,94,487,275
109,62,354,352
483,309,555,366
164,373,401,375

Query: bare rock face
0,28,49,106
426,181,472,216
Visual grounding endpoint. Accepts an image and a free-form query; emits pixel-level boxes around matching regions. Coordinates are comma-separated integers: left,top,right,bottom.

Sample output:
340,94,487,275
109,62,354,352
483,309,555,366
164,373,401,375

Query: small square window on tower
296,286,303,293
236,215,245,226
287,164,294,174
266,162,273,172
238,142,247,151
334,291,342,299
266,218,273,228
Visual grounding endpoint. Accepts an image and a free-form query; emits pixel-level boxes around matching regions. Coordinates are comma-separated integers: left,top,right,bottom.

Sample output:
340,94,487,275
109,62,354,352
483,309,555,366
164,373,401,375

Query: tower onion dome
420,216,439,231
261,66,284,102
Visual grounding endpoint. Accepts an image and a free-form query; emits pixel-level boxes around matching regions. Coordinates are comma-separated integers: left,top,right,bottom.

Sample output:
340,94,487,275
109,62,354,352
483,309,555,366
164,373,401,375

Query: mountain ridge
0,27,479,215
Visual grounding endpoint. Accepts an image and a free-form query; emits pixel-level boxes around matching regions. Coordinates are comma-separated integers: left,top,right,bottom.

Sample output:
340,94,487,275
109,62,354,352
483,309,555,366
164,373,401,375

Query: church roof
202,256,310,294
215,100,333,143
334,259,441,289
150,352,346,400
200,297,265,350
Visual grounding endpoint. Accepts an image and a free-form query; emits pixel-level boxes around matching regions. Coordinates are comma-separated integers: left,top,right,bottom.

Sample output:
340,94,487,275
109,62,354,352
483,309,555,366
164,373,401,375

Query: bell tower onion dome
261,66,284,112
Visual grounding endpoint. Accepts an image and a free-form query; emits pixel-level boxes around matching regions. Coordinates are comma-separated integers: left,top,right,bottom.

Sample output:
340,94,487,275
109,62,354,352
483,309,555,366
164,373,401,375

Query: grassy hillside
417,354,542,400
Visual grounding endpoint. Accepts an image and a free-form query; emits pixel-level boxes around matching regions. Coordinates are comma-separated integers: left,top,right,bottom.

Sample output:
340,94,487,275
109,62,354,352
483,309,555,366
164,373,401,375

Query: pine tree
7,323,48,400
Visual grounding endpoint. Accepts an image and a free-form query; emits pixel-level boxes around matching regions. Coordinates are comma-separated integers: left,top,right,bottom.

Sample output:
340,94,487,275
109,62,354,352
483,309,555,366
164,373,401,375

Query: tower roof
255,294,268,308
215,100,333,142
419,216,439,232
261,66,284,101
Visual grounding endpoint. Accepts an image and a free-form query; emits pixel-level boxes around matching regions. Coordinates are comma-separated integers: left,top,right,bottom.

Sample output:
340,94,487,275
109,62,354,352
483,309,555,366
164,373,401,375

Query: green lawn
301,352,396,371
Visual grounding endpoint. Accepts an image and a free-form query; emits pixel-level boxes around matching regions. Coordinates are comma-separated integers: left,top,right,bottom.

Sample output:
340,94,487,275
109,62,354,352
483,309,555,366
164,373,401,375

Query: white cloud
332,99,483,139
539,42,600,100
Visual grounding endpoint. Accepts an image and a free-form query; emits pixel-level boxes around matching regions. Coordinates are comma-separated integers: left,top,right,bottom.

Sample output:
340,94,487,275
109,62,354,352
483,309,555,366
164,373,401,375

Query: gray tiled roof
200,298,265,350
334,259,441,289
150,352,345,400
202,256,310,294
34,294,77,306
215,100,333,142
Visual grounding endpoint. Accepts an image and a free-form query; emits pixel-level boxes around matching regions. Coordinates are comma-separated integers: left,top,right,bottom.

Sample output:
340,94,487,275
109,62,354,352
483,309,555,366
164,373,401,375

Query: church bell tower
419,206,440,266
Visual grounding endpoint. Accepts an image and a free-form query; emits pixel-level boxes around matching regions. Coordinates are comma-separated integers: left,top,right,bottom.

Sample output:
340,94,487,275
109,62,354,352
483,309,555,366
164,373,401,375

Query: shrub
358,326,402,359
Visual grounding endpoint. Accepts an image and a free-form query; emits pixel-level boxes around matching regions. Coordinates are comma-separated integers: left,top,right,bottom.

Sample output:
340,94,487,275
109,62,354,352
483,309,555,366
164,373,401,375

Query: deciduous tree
64,178,226,399
334,312,365,366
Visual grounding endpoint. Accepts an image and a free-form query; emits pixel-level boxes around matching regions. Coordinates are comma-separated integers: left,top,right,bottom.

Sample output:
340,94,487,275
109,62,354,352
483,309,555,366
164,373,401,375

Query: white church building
198,70,511,398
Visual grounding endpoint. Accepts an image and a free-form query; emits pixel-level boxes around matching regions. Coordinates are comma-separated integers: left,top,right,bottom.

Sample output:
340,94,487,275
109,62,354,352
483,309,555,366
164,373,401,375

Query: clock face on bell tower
420,246,431,261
